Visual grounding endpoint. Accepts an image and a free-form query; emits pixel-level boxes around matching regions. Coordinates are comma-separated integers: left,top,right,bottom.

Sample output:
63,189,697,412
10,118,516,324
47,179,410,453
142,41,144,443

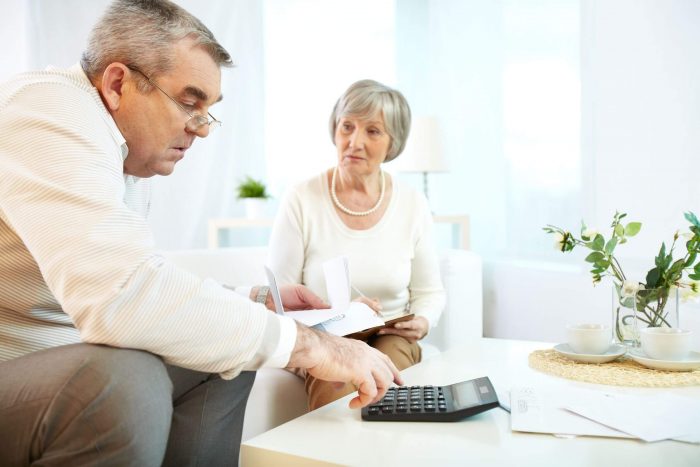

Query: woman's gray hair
329,79,411,162
81,0,232,90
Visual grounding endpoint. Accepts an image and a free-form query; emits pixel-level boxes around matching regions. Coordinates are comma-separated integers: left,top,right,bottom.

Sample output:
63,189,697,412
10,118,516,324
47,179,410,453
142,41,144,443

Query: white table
207,215,470,249
241,338,700,466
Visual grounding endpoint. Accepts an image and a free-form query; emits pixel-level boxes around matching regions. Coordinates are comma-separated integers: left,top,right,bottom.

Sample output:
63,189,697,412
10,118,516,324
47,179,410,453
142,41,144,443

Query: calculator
361,377,499,422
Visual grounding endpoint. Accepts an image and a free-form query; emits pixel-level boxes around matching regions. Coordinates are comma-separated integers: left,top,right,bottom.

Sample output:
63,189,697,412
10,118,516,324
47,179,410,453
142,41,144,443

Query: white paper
264,260,384,336
264,266,344,326
511,385,700,444
283,308,348,327
318,302,385,336
510,386,632,439
323,256,351,309
565,392,700,443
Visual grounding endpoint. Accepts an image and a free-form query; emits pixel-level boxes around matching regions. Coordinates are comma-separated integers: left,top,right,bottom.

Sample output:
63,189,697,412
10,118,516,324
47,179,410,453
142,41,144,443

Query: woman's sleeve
408,195,446,328
268,187,306,285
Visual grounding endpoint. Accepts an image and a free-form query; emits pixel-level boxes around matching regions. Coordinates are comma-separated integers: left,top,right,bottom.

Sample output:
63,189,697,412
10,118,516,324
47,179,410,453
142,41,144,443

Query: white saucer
628,349,700,372
553,343,627,363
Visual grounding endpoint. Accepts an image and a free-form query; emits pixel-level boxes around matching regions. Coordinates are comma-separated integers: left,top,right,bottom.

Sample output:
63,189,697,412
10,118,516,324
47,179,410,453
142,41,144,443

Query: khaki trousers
305,334,422,410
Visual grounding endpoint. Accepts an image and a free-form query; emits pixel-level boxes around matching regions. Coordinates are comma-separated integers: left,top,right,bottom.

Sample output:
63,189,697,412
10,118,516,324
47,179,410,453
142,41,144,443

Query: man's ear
99,63,130,111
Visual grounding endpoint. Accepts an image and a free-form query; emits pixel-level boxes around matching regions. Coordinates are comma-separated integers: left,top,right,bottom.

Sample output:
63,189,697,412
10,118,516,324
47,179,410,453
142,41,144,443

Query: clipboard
346,313,415,340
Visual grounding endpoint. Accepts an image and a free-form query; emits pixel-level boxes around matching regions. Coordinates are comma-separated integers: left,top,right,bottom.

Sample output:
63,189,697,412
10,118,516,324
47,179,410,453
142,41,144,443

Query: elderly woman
268,79,445,410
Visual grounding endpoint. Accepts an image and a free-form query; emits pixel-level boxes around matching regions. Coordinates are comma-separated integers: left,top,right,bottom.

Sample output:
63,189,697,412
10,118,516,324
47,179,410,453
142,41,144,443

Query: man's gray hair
81,0,232,88
329,79,411,162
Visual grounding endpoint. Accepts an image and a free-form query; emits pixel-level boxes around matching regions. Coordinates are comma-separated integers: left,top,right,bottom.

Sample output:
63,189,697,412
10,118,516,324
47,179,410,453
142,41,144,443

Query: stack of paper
264,257,385,336
510,386,700,443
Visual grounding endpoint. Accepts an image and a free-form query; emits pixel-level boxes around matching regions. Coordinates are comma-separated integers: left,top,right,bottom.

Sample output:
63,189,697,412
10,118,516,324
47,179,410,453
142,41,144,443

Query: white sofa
162,247,482,440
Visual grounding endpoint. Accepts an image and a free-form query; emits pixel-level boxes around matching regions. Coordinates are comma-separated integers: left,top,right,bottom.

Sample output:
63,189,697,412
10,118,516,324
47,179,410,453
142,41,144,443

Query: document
265,259,385,336
511,385,700,443
564,391,700,443
510,386,632,439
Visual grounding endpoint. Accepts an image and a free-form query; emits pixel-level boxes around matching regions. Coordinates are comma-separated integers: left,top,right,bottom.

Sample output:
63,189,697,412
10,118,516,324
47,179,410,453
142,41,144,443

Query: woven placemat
529,349,700,387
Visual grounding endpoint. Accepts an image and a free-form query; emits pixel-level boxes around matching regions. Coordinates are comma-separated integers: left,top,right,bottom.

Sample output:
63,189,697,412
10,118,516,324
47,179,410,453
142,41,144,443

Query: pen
352,285,385,316
351,284,367,298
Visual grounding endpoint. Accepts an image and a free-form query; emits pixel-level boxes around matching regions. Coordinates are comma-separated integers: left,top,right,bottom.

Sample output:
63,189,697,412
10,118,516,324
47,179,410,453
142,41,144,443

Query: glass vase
612,283,679,348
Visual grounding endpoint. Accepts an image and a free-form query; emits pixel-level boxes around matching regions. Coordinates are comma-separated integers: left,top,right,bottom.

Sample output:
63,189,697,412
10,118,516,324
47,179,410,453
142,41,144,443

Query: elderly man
0,1,401,465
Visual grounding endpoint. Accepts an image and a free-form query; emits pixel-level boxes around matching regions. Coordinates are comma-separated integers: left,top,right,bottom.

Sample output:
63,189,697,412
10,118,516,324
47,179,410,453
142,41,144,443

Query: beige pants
305,334,422,411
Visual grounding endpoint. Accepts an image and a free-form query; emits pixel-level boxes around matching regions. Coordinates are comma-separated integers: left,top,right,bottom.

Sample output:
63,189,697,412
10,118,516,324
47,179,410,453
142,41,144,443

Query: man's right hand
287,322,403,408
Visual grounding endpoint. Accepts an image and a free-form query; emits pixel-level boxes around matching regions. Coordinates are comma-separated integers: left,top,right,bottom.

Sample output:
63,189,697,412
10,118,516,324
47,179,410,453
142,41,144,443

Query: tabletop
241,338,700,466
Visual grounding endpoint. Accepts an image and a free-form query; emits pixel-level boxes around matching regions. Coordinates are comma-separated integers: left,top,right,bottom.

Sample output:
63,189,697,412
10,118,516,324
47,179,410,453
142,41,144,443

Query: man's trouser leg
0,344,173,466
163,366,256,466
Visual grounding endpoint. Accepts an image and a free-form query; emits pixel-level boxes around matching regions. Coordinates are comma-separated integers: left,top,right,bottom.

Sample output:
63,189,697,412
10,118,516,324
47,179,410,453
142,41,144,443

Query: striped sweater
0,64,294,378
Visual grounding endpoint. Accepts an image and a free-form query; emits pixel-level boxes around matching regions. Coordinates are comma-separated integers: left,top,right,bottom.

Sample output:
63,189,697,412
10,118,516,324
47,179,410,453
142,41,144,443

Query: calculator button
424,406,436,412
368,407,380,414
410,405,421,412
396,405,408,413
382,406,393,413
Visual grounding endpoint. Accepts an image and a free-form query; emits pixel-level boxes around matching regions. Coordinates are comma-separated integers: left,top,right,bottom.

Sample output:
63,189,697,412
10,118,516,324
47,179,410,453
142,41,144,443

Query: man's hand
288,323,403,408
279,284,329,311
252,284,330,312
377,316,429,343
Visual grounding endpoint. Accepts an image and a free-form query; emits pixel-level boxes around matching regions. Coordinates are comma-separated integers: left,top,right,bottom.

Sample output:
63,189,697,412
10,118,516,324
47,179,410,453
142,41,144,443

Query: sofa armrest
160,247,268,286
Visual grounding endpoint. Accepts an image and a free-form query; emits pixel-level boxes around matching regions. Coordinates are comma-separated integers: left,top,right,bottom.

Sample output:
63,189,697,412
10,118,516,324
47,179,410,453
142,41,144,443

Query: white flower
679,281,700,303
553,232,566,251
681,231,694,241
582,227,599,239
621,280,641,298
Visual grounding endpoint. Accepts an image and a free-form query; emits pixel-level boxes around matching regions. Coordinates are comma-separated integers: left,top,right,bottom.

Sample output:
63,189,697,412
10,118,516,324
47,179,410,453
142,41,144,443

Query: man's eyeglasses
128,66,221,133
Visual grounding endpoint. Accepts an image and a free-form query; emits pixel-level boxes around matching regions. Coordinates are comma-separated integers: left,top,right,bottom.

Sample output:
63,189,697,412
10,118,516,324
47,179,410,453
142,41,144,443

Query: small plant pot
244,198,268,219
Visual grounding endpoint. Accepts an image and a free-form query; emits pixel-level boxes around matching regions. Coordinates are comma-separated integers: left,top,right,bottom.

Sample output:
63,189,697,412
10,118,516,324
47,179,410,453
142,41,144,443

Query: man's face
119,37,222,177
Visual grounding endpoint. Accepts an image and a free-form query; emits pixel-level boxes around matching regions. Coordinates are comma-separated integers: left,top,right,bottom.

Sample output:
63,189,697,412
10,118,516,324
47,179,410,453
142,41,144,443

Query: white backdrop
1,0,266,250
2,0,699,343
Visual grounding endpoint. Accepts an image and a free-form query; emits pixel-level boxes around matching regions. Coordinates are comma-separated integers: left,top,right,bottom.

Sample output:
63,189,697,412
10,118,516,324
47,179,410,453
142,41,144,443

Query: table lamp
393,116,448,201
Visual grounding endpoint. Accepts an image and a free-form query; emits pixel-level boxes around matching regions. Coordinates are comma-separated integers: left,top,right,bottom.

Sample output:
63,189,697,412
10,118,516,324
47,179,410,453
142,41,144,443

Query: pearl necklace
331,167,385,216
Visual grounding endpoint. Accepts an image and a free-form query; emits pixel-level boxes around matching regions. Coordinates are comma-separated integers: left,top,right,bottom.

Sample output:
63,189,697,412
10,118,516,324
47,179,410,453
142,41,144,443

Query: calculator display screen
452,381,480,408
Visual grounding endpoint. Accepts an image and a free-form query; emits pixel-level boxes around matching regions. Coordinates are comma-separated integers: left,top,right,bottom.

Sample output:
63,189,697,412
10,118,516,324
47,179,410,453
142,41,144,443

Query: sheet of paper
322,256,351,309
565,392,700,443
282,308,346,327
265,260,384,336
510,386,632,439
318,302,385,336
264,266,343,326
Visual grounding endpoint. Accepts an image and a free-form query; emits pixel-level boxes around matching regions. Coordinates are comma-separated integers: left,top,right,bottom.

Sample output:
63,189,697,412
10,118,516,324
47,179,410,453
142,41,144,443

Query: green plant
236,176,270,199
543,212,700,338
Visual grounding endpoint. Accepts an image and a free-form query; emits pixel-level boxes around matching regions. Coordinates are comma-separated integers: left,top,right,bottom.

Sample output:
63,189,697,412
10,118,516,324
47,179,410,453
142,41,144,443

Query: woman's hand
353,296,382,315
377,316,429,342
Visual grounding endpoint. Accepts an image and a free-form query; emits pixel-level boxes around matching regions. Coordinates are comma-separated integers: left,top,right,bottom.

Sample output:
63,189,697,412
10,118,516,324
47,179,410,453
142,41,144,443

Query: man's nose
188,124,210,138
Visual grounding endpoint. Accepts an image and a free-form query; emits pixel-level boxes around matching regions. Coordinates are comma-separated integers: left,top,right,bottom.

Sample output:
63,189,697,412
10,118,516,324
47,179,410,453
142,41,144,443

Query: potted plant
544,212,700,346
236,176,271,219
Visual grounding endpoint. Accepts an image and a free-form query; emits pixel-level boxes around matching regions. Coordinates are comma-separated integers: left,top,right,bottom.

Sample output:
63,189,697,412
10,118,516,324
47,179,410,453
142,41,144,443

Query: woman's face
334,113,391,176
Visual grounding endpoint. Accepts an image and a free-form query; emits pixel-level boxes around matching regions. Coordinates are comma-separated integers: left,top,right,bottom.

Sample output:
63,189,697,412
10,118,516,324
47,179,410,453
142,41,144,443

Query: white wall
4,0,699,345
484,0,700,346
0,0,29,82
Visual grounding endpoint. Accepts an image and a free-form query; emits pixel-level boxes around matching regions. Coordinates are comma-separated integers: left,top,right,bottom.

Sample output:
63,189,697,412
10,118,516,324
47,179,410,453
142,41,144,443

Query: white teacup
640,327,692,361
566,323,611,354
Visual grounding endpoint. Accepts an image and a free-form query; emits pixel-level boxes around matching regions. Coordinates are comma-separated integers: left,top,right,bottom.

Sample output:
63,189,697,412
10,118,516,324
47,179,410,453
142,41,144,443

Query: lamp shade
393,116,448,173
